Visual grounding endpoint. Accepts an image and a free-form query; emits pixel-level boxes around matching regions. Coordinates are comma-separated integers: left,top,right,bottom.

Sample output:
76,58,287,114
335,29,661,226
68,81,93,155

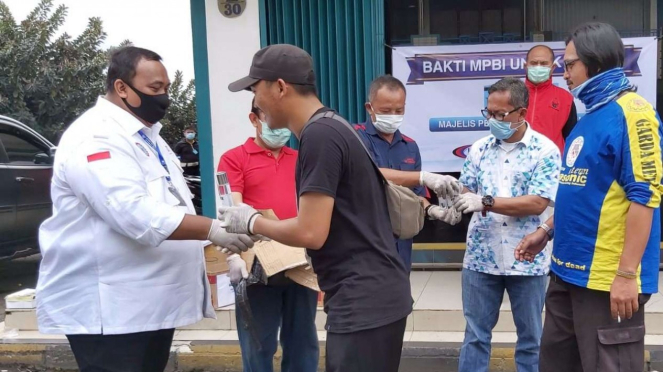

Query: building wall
544,0,649,34
204,1,261,175
194,0,261,212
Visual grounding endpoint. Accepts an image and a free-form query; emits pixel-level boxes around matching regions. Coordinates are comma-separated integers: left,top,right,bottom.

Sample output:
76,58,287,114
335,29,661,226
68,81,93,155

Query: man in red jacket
525,45,577,154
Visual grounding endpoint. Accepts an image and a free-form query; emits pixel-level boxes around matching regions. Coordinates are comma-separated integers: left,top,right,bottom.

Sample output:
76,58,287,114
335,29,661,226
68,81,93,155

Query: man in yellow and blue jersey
516,22,663,372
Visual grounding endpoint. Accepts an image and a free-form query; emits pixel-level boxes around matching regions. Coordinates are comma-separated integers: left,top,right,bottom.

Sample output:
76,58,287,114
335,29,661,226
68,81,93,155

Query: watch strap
424,204,435,217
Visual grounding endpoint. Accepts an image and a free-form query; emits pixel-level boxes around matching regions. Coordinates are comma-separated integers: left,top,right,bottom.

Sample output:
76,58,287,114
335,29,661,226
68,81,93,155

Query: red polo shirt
525,78,575,154
218,138,298,219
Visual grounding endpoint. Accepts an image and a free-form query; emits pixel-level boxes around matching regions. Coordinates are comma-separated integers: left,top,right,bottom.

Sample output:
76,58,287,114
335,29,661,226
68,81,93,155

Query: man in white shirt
453,78,561,372
36,46,256,372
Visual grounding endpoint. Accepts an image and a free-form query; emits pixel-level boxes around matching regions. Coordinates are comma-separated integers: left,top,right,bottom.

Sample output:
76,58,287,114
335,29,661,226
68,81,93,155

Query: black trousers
66,328,175,372
540,273,649,372
182,165,200,177
325,317,407,372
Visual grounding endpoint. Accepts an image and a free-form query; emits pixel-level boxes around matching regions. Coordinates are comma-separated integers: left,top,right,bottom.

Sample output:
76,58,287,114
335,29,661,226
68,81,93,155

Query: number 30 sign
218,0,246,18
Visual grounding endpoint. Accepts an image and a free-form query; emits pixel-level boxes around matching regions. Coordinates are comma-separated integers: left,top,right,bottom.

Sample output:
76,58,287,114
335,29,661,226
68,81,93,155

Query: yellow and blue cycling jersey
553,92,663,294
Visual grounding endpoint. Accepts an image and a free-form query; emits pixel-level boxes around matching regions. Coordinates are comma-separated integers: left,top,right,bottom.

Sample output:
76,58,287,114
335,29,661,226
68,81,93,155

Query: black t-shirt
296,107,412,333
173,139,199,163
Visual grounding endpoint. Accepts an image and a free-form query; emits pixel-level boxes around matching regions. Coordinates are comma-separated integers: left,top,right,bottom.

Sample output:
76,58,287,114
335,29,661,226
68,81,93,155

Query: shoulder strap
304,111,388,185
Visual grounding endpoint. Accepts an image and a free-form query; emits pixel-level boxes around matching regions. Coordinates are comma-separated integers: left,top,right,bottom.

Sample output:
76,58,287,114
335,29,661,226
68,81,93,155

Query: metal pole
524,0,527,41
539,0,546,32
419,0,425,35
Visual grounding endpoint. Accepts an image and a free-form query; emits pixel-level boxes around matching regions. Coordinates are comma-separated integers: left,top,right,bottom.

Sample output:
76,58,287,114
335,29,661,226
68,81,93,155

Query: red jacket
525,78,577,154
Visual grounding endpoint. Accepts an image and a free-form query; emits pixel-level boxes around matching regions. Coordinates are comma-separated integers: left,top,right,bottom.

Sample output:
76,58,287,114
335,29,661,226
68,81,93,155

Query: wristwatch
538,223,554,241
481,195,494,217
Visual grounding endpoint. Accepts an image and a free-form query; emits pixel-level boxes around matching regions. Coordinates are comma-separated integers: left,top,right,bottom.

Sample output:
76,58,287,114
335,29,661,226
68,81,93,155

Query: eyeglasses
481,107,521,121
563,58,580,71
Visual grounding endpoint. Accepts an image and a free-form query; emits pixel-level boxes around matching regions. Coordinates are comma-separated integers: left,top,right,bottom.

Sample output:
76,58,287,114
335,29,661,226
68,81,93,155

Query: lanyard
138,130,188,207
138,130,171,182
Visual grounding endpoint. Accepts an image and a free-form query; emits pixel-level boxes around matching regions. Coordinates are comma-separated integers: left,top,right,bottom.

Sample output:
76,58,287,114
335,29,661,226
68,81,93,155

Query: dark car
184,175,203,215
0,115,55,260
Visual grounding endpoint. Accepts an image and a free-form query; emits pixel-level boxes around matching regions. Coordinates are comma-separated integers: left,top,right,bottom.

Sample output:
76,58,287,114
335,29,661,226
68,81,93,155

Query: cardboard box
285,265,320,292
206,208,320,300
204,243,230,275
253,209,320,291
253,240,309,277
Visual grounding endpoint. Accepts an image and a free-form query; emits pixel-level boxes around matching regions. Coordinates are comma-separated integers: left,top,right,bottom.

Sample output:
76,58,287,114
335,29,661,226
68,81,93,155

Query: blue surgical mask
488,118,524,140
260,121,291,148
185,132,196,141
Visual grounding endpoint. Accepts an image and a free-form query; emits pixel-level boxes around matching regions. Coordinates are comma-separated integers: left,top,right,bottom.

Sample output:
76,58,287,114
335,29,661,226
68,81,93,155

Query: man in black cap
220,44,459,372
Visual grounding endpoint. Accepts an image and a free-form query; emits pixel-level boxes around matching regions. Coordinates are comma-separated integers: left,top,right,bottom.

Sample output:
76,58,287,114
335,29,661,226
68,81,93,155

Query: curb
0,341,659,372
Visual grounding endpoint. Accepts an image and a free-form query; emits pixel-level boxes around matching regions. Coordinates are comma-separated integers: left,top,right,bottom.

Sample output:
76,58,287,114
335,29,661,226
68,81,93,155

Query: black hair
290,83,317,97
488,77,529,109
368,75,406,101
183,126,195,132
526,45,555,63
566,22,624,78
250,97,261,116
265,81,317,97
106,46,163,92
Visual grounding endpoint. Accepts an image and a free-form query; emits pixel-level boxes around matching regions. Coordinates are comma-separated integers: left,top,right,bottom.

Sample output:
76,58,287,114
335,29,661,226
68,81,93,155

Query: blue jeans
236,281,319,372
395,237,413,271
459,269,547,372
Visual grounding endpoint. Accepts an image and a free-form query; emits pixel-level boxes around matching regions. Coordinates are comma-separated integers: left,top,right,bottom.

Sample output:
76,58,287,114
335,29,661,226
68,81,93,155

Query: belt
181,162,199,167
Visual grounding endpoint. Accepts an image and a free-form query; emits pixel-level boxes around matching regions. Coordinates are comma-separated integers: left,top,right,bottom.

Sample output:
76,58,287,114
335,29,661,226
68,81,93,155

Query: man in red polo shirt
217,99,318,372
525,44,577,154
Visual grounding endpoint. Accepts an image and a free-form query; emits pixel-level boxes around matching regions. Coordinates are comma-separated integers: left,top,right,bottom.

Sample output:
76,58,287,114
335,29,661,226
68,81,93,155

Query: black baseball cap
228,44,316,92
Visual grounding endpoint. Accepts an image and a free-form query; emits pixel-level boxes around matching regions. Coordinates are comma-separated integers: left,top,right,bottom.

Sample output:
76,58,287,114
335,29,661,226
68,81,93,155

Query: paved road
0,255,40,323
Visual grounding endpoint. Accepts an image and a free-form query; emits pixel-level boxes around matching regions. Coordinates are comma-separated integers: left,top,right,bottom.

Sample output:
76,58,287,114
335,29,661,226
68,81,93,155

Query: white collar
95,96,162,138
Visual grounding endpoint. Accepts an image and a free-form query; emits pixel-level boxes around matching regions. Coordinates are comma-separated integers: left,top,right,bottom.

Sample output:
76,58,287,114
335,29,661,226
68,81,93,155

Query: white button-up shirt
459,125,561,276
37,97,215,335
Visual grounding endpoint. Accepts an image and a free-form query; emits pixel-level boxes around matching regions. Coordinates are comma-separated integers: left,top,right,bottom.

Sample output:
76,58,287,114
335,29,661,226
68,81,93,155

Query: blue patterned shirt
459,126,561,276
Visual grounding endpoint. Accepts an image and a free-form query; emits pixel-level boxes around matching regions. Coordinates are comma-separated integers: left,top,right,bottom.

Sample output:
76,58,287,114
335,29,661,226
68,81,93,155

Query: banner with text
392,38,658,172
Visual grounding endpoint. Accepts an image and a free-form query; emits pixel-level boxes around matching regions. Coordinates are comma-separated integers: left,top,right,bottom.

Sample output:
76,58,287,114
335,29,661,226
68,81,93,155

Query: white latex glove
420,171,462,198
208,219,255,254
427,205,462,225
227,254,249,284
218,234,270,254
218,203,262,235
453,193,484,214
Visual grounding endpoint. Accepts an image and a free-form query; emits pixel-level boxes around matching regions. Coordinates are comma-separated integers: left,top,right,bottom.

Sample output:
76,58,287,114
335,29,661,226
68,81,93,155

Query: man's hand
218,203,262,235
420,172,462,198
427,205,462,225
227,254,249,284
453,193,483,214
207,219,255,254
514,228,548,262
610,275,639,320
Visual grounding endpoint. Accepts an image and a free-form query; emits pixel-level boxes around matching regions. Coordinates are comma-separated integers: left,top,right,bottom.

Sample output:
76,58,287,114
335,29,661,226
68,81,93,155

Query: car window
0,127,48,166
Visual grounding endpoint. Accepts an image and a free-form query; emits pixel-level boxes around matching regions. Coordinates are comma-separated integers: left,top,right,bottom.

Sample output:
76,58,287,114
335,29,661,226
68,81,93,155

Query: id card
168,184,188,207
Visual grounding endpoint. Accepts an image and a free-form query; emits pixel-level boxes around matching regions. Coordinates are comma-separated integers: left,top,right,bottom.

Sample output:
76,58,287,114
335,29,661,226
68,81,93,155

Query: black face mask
121,81,170,124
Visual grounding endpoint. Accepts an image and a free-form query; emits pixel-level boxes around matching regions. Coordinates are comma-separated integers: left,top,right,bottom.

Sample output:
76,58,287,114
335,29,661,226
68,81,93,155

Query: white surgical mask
371,104,404,134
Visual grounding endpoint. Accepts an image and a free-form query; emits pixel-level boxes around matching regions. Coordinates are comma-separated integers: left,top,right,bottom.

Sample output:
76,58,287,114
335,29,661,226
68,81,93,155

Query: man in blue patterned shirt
453,78,561,372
